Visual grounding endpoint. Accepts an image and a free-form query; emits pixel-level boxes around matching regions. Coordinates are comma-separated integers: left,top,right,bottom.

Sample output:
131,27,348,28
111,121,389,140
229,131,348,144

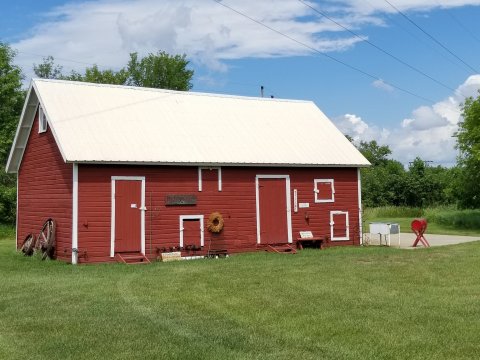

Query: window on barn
198,167,222,192
314,179,334,203
38,106,48,133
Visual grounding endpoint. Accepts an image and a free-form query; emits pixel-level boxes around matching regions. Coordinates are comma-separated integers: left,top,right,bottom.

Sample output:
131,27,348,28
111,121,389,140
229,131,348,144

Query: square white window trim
198,167,222,192
314,179,335,203
38,106,48,133
330,211,350,241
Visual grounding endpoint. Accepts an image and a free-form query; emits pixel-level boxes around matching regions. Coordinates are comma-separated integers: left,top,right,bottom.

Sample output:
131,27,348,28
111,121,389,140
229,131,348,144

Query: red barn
7,79,370,264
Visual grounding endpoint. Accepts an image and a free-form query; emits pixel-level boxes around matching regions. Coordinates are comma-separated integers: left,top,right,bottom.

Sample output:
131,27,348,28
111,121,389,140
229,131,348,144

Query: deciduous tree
34,51,194,90
456,93,480,208
0,43,24,223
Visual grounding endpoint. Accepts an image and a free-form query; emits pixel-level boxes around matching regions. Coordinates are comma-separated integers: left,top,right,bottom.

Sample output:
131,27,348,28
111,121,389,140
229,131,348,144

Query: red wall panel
17,110,72,261
77,165,360,263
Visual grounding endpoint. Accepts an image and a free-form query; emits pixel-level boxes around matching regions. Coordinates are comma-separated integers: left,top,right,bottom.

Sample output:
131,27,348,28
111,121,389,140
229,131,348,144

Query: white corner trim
110,176,146,257
72,163,78,264
314,178,335,203
218,167,222,192
15,173,18,250
330,210,350,241
255,175,293,244
357,168,363,245
198,167,202,191
110,179,115,258
179,215,204,248
198,167,222,192
255,176,260,244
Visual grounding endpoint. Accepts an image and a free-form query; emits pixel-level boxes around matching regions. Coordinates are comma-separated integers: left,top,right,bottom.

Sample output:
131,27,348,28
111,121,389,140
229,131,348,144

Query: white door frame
255,175,293,244
330,211,350,241
179,215,204,248
110,176,146,257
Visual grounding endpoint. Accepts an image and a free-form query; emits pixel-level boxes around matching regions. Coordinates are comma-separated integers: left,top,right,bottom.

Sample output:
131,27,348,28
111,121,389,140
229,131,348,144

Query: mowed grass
1,235,480,359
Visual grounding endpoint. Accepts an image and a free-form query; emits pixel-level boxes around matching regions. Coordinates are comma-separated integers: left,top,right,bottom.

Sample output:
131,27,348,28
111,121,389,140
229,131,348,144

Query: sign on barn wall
165,194,197,206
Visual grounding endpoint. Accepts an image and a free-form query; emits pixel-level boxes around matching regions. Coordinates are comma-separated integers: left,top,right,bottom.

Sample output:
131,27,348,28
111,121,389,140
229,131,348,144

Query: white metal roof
6,79,370,173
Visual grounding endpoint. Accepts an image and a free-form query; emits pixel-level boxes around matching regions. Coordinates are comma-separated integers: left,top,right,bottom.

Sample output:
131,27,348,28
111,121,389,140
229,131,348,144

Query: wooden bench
295,236,328,250
206,249,228,258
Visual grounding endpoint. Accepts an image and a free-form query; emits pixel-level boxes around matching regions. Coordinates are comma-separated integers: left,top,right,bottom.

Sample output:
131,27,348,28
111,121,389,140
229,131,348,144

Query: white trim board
110,176,146,257
72,163,79,264
255,175,293,244
179,215,204,248
314,178,335,203
357,168,363,245
198,167,222,192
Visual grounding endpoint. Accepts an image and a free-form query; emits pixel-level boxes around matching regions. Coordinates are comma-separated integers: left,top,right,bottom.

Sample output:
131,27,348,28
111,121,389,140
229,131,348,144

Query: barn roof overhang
6,79,371,173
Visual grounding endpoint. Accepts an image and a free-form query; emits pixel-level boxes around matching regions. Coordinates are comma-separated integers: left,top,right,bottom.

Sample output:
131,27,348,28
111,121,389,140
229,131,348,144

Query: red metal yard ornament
411,218,430,247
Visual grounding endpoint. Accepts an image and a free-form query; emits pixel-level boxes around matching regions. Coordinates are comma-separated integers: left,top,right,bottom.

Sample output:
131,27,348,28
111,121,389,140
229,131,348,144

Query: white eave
6,79,370,173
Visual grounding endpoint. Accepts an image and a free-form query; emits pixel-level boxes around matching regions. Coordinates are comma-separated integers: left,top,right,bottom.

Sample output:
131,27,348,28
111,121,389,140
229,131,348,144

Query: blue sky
2,0,480,166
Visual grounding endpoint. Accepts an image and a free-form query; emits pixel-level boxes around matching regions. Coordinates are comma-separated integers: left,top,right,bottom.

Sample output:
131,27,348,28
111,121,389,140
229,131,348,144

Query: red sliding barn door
258,178,289,244
115,180,142,252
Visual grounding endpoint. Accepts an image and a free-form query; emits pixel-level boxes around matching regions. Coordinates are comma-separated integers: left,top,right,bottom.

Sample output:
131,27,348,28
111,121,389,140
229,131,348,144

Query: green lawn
1,236,480,360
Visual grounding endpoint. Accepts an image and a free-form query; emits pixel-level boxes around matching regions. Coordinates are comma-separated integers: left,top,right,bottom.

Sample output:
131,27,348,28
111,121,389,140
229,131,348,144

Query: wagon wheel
20,233,35,256
36,219,56,260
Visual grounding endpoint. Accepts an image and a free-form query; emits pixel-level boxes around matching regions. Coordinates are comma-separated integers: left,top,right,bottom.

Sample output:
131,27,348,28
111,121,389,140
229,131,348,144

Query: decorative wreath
207,212,224,233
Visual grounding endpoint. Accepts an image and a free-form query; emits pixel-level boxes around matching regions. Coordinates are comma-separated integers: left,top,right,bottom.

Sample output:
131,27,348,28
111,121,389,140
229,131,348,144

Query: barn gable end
17,108,73,261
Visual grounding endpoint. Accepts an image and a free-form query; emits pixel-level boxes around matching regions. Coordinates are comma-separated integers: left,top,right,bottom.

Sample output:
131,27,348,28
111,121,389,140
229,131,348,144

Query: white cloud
372,79,394,92
12,0,367,77
341,0,480,15
11,0,480,79
334,75,480,166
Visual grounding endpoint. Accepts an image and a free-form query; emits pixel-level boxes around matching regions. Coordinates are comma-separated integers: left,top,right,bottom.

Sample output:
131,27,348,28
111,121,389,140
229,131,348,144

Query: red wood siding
17,110,72,261
77,165,360,263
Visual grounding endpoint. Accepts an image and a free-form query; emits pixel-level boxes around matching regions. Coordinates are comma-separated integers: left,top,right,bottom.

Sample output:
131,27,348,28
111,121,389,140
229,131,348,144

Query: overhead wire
363,0,466,73
383,0,480,74
432,0,480,45
212,0,436,104
298,0,458,94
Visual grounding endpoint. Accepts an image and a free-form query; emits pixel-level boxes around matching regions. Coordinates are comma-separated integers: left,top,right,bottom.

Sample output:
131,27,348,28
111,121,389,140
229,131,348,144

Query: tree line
1,42,479,224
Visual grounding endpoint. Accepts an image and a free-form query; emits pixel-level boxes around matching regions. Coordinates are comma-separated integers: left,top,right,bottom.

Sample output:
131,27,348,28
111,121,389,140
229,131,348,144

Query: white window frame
255,174,293,244
110,176,146,257
198,167,222,192
38,106,48,133
179,215,204,248
330,211,350,241
314,179,335,203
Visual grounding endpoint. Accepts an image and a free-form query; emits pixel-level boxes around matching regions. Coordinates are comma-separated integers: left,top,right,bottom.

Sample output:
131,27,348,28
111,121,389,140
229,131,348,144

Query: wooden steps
116,252,151,264
264,244,297,254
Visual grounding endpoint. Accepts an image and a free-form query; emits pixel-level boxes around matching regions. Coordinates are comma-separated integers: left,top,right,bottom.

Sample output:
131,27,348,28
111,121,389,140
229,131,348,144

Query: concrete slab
365,232,480,248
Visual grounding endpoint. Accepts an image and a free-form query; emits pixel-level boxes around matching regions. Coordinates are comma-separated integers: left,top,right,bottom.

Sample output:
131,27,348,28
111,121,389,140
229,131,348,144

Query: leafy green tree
34,51,194,90
357,140,391,167
456,93,480,208
63,65,129,85
357,141,408,207
127,51,193,90
0,43,24,223
33,56,63,79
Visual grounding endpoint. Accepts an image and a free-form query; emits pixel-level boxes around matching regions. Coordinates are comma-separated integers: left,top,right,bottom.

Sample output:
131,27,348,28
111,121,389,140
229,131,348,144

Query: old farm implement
411,218,430,248
20,218,56,260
